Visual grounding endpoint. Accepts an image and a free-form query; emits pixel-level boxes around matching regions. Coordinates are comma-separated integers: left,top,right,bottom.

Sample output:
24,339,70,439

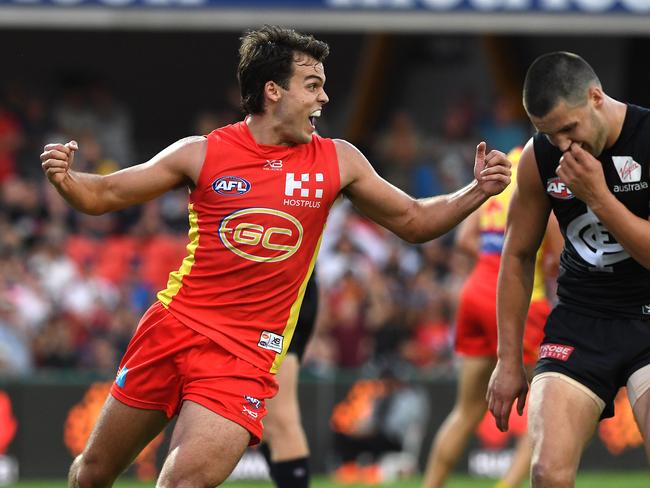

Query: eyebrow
304,75,324,83
540,121,577,137
558,122,578,133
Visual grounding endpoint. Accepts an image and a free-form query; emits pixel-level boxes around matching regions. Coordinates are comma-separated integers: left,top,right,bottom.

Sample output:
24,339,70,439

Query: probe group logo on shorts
566,209,629,270
219,208,303,262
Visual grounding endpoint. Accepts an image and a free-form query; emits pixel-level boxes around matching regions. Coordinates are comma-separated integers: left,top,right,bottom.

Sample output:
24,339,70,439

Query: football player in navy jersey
487,52,650,487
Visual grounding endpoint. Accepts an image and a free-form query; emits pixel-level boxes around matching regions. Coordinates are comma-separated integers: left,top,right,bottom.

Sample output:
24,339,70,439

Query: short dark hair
237,25,330,115
523,52,600,118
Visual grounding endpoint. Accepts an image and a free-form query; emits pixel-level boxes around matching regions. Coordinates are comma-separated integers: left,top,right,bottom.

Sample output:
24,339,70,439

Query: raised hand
473,141,511,197
556,142,608,206
41,141,78,187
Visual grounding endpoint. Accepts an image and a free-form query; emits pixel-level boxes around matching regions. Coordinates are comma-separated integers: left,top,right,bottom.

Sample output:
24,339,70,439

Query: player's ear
265,81,282,103
589,85,604,108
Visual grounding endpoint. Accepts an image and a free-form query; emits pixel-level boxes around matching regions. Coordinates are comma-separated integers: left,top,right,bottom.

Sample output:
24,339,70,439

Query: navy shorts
287,274,318,362
534,304,650,418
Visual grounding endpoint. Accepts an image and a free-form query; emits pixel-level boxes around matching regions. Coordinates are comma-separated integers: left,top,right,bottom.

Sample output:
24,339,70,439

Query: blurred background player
260,273,319,488
422,147,561,488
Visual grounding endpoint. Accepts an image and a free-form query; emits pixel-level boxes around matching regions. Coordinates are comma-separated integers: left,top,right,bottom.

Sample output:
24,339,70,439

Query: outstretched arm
559,143,650,269
336,139,511,243
40,136,206,215
486,139,551,432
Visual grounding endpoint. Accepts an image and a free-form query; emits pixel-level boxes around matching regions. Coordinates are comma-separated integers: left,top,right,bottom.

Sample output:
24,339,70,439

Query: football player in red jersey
42,25,510,488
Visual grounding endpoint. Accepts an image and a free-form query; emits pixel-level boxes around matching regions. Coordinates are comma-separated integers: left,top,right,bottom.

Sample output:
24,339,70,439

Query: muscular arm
487,139,552,432
559,143,650,269
497,143,551,362
41,136,206,215
335,139,510,243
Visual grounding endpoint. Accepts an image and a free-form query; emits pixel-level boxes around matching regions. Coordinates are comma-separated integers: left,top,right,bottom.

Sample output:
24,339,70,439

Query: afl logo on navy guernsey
546,177,574,200
212,176,251,196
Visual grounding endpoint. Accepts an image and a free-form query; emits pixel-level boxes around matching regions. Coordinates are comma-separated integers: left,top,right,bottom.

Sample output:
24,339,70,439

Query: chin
297,133,312,144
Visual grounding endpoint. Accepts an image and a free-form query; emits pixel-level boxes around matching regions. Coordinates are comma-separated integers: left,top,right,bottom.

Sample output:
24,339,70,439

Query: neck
604,97,627,149
246,114,292,146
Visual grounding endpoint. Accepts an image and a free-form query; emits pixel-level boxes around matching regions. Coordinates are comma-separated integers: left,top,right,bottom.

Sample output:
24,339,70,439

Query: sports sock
260,443,273,475
268,457,310,488
494,481,513,488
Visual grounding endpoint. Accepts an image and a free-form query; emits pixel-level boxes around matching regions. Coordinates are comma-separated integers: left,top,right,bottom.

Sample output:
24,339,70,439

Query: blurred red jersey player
423,147,561,488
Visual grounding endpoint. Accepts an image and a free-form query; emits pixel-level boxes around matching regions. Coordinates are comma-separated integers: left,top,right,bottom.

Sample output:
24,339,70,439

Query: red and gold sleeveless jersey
157,121,340,373
476,147,547,302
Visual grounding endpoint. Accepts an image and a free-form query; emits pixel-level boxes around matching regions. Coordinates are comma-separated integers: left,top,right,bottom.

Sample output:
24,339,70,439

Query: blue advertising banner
0,0,649,13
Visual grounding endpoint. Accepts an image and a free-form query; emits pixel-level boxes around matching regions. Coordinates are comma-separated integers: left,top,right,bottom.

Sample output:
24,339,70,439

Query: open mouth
309,109,321,129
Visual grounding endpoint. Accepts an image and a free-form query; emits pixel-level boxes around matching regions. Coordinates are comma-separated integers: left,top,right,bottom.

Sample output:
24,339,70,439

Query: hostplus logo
284,172,324,208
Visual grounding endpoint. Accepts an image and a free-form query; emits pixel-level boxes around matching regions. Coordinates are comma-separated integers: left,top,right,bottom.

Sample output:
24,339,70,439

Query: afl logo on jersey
546,177,574,200
219,208,303,263
212,176,251,196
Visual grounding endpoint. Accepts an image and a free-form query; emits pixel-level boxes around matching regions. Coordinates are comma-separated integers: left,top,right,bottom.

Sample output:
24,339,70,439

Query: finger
570,142,585,154
561,151,577,166
479,174,511,185
480,165,511,176
42,160,69,173
498,401,512,432
40,149,69,162
45,167,68,176
66,141,78,167
484,151,507,166
44,143,70,154
516,388,528,416
475,141,486,167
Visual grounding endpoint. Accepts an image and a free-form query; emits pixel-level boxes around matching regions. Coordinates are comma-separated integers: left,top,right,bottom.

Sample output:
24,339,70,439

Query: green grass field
7,472,650,488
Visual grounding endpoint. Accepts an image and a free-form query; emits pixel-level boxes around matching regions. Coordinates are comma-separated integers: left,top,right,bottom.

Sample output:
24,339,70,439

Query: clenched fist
41,140,78,187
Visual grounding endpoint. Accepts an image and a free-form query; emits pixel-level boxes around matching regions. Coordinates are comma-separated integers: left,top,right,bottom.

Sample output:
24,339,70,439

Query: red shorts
110,302,278,445
455,279,550,364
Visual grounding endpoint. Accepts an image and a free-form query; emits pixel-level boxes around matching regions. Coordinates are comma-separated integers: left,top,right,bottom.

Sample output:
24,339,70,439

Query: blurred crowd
0,78,530,378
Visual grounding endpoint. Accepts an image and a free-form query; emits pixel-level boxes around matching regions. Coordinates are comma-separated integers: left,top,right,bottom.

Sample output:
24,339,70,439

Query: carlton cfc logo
219,208,303,263
546,177,574,199
212,176,251,196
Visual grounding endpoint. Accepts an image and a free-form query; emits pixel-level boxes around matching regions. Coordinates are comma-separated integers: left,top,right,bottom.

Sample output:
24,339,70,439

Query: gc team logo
212,176,251,196
219,208,303,263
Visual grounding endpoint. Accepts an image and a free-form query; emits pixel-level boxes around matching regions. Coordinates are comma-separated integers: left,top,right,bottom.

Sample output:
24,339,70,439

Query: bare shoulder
333,138,372,190
163,135,207,161
149,135,208,185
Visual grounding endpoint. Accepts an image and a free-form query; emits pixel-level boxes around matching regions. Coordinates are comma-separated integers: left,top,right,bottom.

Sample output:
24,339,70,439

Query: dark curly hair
237,25,330,115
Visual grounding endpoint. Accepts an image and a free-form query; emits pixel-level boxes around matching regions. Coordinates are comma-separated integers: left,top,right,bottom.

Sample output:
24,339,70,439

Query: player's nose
552,135,572,153
319,89,329,105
